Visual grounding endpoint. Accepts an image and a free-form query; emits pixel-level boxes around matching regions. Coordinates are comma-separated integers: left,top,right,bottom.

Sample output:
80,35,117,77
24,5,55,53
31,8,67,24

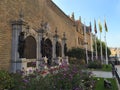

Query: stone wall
0,0,79,70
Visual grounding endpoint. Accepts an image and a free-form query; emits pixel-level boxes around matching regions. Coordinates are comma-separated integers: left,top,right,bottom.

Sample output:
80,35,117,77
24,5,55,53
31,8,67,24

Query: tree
93,38,111,58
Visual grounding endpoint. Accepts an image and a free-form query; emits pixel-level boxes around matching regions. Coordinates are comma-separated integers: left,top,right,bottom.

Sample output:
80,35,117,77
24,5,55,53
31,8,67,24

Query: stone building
0,0,91,72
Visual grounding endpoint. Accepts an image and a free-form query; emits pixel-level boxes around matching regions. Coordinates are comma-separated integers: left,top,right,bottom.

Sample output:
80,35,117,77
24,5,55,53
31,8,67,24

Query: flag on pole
89,22,92,32
104,20,108,32
98,21,102,33
94,19,97,33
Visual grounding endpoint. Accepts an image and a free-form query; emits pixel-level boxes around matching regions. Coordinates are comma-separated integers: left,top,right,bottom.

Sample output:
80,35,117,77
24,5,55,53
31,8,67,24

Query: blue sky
52,0,120,48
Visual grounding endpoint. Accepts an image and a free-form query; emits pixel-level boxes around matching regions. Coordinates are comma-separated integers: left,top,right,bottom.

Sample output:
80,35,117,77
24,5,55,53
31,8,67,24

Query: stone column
11,13,27,72
62,41,65,57
52,38,56,58
36,33,42,70
37,21,47,70
53,28,59,64
11,24,20,73
62,32,69,65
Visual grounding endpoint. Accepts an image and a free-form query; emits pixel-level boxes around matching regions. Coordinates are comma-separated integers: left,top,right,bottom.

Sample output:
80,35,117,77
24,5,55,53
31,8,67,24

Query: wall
0,0,78,70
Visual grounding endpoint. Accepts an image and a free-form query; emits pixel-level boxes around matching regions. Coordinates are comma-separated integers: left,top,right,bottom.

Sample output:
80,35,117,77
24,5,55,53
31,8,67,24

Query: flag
89,22,92,32
98,21,102,33
104,20,108,32
94,19,97,33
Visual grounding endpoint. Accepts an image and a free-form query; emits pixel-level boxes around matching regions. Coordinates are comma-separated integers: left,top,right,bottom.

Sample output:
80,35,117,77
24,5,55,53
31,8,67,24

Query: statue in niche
18,32,25,58
41,38,45,57
64,43,67,56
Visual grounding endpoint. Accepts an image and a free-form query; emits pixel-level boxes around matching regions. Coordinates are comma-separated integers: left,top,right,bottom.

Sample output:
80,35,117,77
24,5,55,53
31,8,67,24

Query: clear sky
52,0,120,48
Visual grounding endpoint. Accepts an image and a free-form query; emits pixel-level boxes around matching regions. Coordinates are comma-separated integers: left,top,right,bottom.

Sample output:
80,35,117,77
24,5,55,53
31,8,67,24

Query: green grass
94,77,118,90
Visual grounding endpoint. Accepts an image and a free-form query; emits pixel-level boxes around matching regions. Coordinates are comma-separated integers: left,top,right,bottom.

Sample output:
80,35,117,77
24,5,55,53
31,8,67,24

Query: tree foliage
93,38,111,57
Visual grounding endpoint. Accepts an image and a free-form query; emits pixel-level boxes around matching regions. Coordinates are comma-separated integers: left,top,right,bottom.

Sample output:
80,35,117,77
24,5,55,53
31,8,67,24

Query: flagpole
94,34,97,60
90,22,93,61
84,21,88,64
104,19,108,64
91,32,93,61
100,32,103,63
94,19,98,60
105,31,108,64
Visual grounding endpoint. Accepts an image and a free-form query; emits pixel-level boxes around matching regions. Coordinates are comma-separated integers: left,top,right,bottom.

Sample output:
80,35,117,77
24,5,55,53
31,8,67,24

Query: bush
87,61,102,69
9,65,95,90
67,48,85,60
0,70,14,89
49,65,95,90
69,57,86,65
0,65,95,90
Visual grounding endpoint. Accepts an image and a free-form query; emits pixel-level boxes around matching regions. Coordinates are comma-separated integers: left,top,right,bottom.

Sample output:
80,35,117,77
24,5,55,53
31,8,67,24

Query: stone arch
24,36,36,59
44,38,52,65
56,41,62,57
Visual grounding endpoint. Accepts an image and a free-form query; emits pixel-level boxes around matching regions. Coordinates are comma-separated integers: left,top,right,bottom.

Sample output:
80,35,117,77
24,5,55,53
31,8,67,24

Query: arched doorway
42,38,52,65
24,36,36,59
56,41,62,57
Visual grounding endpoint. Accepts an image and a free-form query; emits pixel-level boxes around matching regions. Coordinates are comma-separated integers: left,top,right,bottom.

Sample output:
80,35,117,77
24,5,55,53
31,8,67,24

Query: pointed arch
24,36,36,59
44,38,52,65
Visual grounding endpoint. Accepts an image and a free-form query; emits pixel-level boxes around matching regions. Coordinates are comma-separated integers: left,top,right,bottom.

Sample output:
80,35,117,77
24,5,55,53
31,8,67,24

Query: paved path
91,71,113,78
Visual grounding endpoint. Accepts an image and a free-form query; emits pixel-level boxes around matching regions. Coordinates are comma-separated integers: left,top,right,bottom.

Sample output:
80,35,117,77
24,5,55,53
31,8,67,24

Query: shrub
87,61,102,69
0,70,14,90
69,57,86,65
10,65,95,90
11,72,25,90
67,48,85,60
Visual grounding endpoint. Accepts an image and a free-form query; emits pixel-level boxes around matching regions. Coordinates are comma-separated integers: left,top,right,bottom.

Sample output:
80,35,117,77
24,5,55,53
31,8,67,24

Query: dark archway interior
64,43,67,56
56,41,62,57
41,38,52,65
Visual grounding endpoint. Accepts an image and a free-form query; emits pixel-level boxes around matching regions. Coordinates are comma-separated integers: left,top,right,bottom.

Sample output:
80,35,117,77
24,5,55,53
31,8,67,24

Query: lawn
94,77,118,90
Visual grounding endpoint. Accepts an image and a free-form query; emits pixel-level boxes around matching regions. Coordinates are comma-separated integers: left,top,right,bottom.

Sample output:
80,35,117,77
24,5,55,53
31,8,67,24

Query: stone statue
18,32,25,58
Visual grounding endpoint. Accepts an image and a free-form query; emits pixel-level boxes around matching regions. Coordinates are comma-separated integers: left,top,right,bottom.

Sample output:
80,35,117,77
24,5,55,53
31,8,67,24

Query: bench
104,79,112,88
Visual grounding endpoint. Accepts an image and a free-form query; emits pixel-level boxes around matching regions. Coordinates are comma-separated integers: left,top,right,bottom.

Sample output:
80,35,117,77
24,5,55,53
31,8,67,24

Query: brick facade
0,0,91,71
